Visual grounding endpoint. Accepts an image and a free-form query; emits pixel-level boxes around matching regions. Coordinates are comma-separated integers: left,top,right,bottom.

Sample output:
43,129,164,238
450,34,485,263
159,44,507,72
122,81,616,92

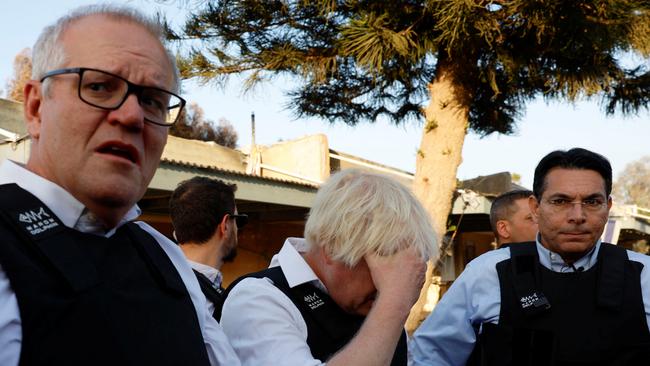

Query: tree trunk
405,62,470,334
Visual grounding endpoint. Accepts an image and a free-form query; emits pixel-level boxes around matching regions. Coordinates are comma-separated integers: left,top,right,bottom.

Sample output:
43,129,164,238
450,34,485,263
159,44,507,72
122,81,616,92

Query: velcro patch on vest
519,291,551,310
303,291,325,310
12,205,64,240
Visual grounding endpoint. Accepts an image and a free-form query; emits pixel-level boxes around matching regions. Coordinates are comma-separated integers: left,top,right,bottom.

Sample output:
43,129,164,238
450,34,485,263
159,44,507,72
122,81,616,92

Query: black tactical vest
193,269,226,321
227,266,408,365
468,242,650,366
0,184,210,366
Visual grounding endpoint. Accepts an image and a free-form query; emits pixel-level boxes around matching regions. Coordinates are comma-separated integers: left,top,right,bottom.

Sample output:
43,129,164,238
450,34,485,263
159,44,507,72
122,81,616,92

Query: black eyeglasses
40,67,186,127
227,213,248,229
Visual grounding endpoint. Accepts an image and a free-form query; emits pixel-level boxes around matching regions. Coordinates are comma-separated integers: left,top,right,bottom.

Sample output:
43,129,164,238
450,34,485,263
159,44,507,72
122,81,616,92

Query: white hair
32,4,180,93
304,169,438,267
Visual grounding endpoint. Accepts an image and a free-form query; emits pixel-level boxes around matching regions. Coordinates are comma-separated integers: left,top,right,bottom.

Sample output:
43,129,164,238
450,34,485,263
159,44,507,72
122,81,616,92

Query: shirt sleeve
220,277,325,366
409,250,506,366
0,263,20,366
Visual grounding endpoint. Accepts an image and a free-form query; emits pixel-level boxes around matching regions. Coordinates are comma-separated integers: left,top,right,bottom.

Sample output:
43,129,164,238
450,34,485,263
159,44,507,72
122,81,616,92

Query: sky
2,0,649,189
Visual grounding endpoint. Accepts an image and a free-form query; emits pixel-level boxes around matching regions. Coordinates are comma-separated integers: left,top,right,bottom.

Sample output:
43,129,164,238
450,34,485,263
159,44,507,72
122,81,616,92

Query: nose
107,93,145,131
566,202,587,224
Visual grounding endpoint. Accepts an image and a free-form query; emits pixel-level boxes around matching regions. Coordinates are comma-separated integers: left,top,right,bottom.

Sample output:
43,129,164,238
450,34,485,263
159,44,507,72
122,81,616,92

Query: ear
607,195,613,210
218,214,230,237
529,195,540,224
496,220,510,240
23,80,43,140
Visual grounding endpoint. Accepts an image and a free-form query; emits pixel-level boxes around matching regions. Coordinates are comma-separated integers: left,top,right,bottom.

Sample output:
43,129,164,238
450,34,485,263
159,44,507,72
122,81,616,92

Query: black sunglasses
227,213,248,229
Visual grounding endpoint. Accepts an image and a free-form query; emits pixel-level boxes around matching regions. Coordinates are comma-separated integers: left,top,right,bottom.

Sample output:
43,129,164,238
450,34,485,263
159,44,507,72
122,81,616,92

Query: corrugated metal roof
161,157,319,188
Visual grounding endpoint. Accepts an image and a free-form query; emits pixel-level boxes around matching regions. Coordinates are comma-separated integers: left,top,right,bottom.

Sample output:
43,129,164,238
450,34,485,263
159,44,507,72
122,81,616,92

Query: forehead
59,15,173,89
512,198,531,215
542,168,606,197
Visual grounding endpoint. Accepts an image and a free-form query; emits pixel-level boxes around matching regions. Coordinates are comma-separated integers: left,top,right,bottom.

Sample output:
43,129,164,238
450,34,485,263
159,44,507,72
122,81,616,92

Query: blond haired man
221,169,438,366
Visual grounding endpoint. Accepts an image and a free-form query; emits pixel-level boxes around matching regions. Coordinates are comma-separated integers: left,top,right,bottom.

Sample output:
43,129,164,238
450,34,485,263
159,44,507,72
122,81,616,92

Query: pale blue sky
2,0,649,189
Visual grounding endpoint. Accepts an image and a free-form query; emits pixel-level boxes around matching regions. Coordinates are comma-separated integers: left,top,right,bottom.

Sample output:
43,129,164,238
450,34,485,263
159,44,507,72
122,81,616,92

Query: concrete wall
0,99,26,135
259,134,330,184
0,140,30,163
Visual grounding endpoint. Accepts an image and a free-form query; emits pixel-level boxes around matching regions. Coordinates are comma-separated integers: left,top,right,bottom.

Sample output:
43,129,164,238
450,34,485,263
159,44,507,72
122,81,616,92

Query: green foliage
170,0,650,135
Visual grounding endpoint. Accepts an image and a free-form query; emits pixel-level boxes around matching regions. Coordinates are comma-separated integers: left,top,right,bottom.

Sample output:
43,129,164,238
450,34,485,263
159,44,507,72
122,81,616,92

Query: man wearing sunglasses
170,176,247,321
0,5,239,366
411,148,650,365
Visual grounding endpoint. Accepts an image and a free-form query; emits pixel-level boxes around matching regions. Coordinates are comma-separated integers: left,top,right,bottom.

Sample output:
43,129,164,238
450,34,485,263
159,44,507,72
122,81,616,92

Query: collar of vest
508,241,628,316
0,183,187,297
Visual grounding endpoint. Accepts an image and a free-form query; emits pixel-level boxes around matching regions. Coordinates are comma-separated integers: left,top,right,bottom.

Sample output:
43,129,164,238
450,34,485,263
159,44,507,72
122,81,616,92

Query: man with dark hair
0,5,239,365
489,189,537,247
170,176,247,320
411,148,650,366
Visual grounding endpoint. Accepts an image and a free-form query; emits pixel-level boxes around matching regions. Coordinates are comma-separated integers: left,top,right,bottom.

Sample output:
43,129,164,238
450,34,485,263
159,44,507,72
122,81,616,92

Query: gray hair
32,4,180,93
304,169,438,267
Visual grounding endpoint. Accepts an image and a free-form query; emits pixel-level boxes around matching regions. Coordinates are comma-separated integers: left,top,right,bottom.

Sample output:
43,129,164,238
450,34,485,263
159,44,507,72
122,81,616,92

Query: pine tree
169,0,650,330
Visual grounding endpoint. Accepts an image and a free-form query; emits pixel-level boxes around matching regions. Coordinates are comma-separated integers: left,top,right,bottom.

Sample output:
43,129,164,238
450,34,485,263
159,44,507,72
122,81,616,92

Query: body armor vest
228,266,408,364
468,242,650,366
0,184,210,366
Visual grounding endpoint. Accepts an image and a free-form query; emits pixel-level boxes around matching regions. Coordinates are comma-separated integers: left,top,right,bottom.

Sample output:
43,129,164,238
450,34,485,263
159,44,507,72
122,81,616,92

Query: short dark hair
169,176,237,244
489,189,533,235
532,148,612,199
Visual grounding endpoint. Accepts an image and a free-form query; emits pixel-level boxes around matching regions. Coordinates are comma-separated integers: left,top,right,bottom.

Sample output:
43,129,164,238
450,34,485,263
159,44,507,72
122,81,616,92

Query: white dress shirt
221,237,327,366
188,259,224,315
409,237,650,366
0,160,240,366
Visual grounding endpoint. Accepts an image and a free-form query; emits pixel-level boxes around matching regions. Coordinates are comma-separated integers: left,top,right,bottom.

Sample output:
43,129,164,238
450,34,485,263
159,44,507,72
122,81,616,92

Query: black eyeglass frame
39,67,186,127
226,213,248,229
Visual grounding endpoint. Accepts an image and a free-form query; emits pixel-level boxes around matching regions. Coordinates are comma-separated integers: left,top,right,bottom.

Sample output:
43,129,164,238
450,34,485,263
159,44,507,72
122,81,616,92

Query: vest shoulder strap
193,269,226,321
597,243,628,309
123,223,187,297
508,242,551,316
0,183,99,292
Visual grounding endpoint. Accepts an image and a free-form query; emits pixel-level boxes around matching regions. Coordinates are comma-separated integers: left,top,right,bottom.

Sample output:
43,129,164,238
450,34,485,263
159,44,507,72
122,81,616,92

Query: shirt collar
271,237,326,292
0,160,140,236
188,260,223,288
535,233,601,272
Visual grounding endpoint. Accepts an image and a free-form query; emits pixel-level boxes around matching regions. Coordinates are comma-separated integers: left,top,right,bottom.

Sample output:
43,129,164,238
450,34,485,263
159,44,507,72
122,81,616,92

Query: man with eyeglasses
0,5,239,366
410,148,650,366
169,176,248,321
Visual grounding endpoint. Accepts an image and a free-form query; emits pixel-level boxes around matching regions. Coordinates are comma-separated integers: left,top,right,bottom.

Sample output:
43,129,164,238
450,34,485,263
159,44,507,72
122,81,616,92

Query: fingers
365,247,427,306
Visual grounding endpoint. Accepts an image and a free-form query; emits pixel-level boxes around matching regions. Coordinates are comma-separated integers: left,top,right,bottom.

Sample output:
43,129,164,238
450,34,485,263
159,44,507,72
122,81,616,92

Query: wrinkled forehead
60,15,174,88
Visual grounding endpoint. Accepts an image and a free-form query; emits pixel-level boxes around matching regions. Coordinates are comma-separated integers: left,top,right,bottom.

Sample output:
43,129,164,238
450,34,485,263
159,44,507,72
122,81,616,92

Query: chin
91,185,140,209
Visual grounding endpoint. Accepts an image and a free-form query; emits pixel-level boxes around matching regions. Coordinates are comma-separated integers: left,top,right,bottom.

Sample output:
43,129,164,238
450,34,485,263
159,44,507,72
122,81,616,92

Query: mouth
561,232,589,237
96,141,139,165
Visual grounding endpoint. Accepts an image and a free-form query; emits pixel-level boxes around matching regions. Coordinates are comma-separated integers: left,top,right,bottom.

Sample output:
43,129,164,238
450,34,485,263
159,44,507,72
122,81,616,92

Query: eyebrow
547,192,607,200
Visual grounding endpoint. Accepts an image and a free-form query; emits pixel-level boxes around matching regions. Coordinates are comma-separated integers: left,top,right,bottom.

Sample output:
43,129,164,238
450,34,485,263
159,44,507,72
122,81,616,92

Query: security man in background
170,176,247,320
410,148,650,366
489,189,537,247
0,5,239,365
